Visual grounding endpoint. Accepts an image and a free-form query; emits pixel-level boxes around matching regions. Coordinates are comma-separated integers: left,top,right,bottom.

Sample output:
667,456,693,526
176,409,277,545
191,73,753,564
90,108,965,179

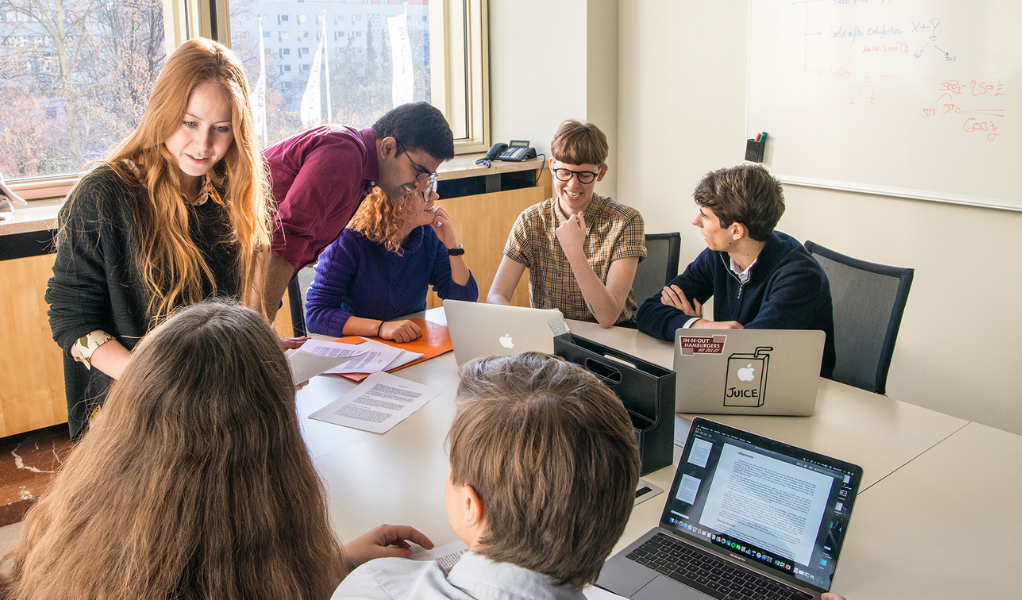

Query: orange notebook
332,318,453,382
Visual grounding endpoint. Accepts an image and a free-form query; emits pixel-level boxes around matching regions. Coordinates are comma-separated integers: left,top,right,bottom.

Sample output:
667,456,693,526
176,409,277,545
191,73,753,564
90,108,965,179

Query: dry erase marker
754,133,762,142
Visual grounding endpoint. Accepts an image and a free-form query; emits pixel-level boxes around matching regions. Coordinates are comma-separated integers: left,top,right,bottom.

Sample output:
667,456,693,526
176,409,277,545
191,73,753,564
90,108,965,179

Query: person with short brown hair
332,352,642,598
488,120,646,328
636,164,836,377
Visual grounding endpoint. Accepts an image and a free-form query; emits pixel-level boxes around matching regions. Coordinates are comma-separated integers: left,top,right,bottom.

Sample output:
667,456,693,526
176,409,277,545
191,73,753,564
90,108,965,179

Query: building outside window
0,0,488,191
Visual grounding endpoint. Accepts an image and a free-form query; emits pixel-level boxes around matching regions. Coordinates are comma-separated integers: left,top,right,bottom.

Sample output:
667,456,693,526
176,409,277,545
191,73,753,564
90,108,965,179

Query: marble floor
0,425,72,528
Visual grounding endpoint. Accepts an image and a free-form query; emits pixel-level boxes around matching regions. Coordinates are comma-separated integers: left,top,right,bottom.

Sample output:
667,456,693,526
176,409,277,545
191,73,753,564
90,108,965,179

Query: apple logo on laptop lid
499,334,514,349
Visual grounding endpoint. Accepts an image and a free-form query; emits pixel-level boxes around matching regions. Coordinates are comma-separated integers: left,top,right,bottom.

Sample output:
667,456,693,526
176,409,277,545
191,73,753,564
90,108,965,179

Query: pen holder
745,138,766,162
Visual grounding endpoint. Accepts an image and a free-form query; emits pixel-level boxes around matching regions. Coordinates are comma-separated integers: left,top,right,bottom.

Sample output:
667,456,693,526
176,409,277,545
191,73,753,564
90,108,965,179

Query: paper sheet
325,338,421,375
410,540,469,573
309,371,442,434
284,340,366,385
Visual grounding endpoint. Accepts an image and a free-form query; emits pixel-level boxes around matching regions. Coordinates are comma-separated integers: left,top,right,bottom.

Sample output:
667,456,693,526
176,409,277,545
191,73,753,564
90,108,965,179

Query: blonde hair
0,301,344,599
99,37,272,321
347,187,420,254
448,353,641,587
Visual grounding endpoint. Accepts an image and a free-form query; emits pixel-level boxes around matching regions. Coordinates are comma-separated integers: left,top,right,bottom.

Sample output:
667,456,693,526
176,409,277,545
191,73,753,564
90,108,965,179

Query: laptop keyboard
626,533,814,600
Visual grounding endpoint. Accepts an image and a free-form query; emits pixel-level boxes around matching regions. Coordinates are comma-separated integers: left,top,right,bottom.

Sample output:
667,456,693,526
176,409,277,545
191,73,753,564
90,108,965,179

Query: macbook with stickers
597,417,862,600
443,300,569,366
674,329,825,416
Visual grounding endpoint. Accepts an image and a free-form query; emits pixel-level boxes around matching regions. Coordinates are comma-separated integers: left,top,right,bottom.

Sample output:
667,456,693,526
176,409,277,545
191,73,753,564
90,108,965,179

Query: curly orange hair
347,187,421,254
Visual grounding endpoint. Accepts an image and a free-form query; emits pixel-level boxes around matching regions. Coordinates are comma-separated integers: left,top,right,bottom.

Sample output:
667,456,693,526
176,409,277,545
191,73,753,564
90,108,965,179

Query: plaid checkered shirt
504,194,646,324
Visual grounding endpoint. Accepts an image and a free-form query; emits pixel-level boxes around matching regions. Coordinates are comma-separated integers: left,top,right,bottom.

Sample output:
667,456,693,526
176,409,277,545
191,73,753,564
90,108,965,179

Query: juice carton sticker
723,346,772,407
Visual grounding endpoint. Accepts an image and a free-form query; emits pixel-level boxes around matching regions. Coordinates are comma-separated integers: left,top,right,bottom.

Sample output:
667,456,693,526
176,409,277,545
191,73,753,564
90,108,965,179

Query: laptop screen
661,418,862,592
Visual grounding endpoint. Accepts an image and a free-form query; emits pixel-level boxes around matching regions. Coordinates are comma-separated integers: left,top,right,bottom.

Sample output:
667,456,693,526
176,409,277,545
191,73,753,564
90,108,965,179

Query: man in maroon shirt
256,102,455,320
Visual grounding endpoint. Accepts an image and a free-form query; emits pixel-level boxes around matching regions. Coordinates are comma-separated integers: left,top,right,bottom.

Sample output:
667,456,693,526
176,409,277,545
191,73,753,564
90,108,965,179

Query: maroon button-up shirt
265,126,379,270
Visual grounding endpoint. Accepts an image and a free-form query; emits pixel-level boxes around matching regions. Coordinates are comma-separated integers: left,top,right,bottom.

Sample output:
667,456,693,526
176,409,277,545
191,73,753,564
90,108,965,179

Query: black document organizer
554,333,676,476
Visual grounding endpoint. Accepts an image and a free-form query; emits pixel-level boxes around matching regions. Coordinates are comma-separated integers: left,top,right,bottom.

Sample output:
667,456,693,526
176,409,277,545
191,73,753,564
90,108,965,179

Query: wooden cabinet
426,167,550,309
0,253,67,437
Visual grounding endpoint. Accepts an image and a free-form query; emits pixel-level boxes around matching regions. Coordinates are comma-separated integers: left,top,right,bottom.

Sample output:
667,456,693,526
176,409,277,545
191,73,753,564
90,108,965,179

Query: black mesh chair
805,241,913,395
286,266,317,338
633,232,681,306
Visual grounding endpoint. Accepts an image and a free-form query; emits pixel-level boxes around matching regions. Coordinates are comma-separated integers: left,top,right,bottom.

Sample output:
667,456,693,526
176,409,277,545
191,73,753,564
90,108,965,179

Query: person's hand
555,212,587,258
380,320,422,343
342,524,434,570
660,285,702,318
277,335,309,350
691,319,743,330
821,594,846,600
429,206,459,249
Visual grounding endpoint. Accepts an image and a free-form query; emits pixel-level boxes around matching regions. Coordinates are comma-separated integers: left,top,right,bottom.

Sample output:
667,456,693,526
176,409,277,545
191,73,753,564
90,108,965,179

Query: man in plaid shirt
487,120,646,327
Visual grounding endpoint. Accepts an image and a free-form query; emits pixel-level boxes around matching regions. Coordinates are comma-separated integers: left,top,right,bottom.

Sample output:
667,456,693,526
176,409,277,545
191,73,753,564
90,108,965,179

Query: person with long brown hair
304,182,477,343
46,37,274,440
0,301,431,599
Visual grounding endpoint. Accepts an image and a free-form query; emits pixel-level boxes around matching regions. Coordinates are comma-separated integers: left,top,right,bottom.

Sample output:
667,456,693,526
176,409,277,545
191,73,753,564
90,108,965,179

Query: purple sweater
305,226,478,336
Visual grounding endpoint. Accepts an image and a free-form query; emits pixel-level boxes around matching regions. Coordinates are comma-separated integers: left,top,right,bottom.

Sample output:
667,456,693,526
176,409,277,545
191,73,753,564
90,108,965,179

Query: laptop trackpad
634,575,713,600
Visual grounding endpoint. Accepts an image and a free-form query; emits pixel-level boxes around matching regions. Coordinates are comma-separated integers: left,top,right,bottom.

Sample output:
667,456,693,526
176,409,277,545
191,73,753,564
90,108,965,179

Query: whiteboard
747,0,1022,211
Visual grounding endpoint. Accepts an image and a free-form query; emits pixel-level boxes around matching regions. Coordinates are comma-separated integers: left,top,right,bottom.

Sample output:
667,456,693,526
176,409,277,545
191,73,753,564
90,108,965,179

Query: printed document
309,371,442,434
325,338,422,375
285,340,367,385
410,540,469,573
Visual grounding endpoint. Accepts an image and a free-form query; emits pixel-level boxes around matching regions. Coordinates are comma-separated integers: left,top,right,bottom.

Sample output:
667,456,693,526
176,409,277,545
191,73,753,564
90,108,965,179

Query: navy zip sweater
636,231,835,377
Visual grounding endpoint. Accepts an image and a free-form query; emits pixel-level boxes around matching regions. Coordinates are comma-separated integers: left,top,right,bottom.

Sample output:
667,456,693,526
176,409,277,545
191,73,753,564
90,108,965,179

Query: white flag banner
254,18,267,141
300,38,324,129
388,13,414,107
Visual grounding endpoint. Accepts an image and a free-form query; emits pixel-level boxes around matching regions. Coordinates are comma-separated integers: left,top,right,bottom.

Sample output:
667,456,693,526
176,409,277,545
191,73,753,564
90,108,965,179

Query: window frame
6,0,489,200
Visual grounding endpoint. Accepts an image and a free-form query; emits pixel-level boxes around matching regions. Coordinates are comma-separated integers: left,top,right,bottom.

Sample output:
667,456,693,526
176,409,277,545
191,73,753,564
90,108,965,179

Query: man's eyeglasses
415,176,437,202
397,141,437,181
552,167,599,184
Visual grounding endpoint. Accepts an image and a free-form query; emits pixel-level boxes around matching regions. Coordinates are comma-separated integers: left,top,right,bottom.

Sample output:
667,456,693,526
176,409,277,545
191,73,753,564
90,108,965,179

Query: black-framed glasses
552,167,599,184
415,175,438,201
397,141,436,181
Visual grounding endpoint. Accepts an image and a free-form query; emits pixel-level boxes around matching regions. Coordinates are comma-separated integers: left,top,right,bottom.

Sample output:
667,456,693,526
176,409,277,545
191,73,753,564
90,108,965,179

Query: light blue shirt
332,551,586,600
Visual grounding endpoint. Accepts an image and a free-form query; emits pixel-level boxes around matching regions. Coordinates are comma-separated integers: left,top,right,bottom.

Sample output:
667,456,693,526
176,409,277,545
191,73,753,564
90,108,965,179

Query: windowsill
0,197,63,237
0,155,544,238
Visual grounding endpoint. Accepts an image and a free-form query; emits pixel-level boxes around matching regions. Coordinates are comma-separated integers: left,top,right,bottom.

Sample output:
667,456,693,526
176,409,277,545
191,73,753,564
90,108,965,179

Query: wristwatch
447,244,465,256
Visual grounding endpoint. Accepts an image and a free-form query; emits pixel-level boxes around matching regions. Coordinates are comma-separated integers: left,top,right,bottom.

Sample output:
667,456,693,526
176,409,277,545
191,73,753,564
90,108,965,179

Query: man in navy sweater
636,164,835,377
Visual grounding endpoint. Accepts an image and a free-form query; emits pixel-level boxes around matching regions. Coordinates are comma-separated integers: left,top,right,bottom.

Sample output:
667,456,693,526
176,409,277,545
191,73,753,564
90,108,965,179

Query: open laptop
443,300,569,366
674,329,825,416
598,417,862,600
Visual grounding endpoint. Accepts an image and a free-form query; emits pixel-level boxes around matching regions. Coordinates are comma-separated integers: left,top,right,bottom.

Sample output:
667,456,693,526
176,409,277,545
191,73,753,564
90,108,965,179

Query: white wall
488,0,620,196
615,0,1022,434
490,0,1022,434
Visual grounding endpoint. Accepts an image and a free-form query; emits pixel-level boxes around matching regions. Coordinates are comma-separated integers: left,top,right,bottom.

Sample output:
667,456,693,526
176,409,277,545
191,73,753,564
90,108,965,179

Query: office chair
633,232,681,306
805,241,913,395
286,265,317,338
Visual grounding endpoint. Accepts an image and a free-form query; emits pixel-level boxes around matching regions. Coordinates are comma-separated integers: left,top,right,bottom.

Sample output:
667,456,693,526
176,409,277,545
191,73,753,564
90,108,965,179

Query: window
0,0,488,195
0,0,167,186
227,0,489,153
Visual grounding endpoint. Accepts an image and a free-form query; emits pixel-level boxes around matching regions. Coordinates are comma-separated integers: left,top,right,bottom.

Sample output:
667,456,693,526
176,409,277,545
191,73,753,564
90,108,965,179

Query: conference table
298,308,1022,599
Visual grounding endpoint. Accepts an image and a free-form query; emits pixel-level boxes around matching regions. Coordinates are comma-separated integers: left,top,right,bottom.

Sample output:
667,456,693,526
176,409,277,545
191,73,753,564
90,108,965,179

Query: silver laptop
597,417,862,600
443,300,569,366
674,329,825,416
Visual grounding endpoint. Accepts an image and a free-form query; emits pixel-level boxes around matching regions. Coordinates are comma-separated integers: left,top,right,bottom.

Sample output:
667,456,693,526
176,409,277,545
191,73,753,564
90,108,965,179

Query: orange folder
332,318,453,382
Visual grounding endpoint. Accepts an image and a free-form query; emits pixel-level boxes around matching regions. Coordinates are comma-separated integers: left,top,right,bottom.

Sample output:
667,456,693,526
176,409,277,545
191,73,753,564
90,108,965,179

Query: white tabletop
299,308,1017,598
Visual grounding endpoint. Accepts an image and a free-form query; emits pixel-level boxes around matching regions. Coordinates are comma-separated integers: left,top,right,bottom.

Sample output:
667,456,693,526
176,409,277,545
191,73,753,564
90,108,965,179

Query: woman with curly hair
46,38,275,441
0,301,429,600
304,182,478,343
